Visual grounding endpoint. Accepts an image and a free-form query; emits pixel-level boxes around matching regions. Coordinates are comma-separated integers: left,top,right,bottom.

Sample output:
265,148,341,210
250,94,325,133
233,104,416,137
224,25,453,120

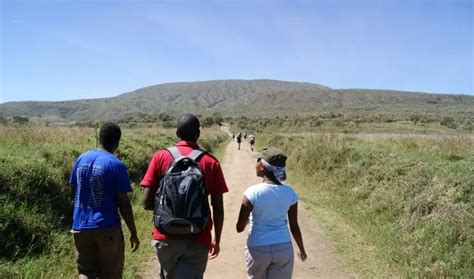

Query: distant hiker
232,132,235,140
243,132,247,140
248,134,255,152
69,122,140,279
141,114,229,279
236,132,242,150
236,147,307,279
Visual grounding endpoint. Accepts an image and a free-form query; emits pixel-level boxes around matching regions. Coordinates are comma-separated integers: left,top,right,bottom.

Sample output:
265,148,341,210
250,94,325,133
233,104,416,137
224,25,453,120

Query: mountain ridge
0,79,472,122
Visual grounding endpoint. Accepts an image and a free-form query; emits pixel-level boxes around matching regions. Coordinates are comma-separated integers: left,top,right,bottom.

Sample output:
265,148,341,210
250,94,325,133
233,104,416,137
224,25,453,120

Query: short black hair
99,122,121,148
176,114,200,141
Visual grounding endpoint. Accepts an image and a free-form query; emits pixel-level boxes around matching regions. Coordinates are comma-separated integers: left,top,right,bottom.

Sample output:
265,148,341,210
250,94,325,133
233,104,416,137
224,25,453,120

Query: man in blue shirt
69,122,139,278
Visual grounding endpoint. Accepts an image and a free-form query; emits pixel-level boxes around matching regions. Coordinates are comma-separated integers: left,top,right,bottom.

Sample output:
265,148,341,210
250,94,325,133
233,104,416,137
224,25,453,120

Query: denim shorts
245,242,294,279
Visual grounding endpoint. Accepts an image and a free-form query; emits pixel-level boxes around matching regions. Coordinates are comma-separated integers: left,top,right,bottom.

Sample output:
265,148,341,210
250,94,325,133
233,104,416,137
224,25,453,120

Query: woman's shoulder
245,182,266,191
244,183,268,195
280,184,298,196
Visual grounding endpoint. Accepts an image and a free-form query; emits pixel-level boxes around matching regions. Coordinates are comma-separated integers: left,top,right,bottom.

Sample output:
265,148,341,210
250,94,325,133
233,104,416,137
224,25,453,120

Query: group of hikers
233,131,256,151
69,114,306,279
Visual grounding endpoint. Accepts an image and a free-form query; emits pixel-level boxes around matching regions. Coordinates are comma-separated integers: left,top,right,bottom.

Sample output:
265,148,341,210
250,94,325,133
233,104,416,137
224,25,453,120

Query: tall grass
256,132,474,277
0,125,228,278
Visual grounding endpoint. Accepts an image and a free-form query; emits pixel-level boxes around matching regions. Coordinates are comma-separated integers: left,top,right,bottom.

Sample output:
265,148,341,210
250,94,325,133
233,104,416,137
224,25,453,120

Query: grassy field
1,121,473,277
0,125,228,278
255,132,473,277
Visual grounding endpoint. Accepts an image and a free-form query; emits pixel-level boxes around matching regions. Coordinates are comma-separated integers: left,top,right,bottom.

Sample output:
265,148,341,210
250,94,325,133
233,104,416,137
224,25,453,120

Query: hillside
0,79,473,122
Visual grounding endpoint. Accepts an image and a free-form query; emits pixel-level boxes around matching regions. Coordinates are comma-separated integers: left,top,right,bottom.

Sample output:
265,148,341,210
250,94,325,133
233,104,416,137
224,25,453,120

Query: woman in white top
236,147,307,279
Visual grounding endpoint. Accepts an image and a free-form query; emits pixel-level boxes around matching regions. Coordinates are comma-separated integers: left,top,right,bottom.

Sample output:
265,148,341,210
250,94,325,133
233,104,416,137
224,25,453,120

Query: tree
440,116,457,128
202,117,215,127
93,120,100,147
0,116,7,125
12,116,29,125
410,114,420,124
158,113,173,122
212,112,223,126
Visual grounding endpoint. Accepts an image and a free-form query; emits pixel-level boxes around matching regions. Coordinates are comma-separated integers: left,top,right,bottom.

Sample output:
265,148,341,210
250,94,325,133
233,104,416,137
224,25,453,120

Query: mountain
0,79,472,122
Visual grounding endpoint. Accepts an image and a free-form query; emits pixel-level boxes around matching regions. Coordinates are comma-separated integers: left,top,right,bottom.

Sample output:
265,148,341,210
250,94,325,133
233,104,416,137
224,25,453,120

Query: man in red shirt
141,114,228,279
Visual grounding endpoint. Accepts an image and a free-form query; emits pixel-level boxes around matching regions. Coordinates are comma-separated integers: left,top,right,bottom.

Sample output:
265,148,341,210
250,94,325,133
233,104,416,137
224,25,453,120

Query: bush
440,116,457,128
0,144,76,259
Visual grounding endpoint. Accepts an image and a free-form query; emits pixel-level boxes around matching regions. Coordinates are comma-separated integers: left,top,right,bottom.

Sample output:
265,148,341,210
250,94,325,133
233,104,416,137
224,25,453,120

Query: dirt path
140,127,353,278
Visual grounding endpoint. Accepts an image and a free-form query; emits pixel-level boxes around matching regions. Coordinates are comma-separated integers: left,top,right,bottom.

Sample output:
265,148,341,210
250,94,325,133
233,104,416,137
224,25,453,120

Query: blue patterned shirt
69,149,131,230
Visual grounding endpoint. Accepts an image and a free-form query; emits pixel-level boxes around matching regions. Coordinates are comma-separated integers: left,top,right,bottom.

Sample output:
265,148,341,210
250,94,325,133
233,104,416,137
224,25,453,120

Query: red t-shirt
140,141,228,249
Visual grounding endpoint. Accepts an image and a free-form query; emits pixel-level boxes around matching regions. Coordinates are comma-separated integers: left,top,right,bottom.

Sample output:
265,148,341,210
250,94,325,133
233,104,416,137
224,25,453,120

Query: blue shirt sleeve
69,158,79,187
114,162,132,193
243,187,256,206
290,187,298,205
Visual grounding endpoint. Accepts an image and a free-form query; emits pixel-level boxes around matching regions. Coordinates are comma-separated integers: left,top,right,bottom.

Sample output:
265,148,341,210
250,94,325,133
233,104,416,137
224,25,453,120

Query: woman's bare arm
236,196,253,233
288,202,307,261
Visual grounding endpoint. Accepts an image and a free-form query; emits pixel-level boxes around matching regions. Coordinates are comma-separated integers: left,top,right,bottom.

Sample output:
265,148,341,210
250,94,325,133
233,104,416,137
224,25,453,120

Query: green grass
2,122,471,277
255,132,474,278
0,125,228,278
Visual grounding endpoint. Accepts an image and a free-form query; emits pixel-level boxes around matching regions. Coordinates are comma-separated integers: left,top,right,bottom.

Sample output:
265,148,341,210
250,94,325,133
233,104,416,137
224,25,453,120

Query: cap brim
252,152,262,159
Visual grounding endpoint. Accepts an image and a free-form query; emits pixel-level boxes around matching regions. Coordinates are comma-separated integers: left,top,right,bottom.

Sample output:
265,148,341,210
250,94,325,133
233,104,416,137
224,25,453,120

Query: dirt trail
140,127,353,278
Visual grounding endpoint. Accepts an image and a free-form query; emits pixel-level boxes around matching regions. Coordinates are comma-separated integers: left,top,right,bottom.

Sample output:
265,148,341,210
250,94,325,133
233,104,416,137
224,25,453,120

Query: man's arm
142,185,158,210
141,152,161,210
209,194,224,259
117,192,140,252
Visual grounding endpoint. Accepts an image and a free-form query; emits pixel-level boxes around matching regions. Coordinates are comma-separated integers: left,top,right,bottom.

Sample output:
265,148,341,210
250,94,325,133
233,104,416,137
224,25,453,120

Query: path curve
140,126,353,278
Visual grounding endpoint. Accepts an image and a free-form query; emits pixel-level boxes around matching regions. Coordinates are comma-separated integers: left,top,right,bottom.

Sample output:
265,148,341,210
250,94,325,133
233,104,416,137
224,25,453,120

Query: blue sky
1,0,472,103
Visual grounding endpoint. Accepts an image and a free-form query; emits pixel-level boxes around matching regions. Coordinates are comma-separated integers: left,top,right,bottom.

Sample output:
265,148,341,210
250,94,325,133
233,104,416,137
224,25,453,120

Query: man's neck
98,144,114,154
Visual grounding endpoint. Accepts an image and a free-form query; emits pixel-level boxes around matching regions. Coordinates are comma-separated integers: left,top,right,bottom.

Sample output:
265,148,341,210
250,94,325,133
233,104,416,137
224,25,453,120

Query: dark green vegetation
1,80,473,125
0,126,227,277
255,132,473,277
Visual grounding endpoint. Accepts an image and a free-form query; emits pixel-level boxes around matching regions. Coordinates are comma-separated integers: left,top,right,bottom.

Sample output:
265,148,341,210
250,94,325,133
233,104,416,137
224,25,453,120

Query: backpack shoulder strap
166,147,183,160
187,149,205,161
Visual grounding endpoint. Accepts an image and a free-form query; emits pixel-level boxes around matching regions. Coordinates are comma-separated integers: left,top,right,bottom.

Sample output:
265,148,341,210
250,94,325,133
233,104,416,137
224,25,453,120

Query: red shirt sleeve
140,150,169,188
202,155,229,195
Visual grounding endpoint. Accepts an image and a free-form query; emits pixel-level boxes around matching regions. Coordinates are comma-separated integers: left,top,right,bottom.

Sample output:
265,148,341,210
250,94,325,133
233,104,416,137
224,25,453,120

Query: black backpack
153,147,209,237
